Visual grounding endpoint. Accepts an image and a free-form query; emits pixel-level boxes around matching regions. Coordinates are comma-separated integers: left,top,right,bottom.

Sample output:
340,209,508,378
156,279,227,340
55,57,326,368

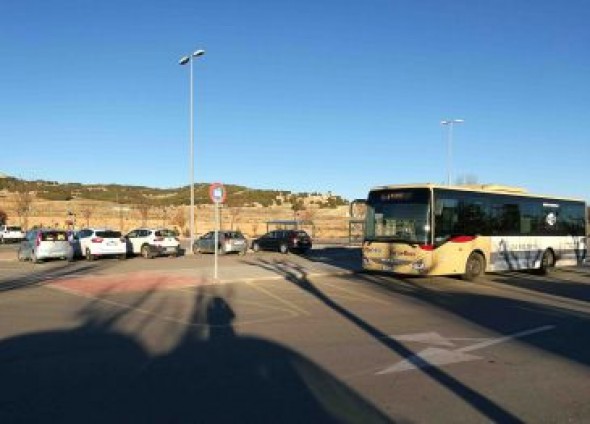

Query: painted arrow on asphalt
376,325,556,375
390,331,490,347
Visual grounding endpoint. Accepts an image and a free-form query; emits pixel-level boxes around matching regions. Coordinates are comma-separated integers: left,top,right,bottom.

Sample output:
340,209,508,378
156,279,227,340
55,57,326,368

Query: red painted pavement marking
47,271,213,295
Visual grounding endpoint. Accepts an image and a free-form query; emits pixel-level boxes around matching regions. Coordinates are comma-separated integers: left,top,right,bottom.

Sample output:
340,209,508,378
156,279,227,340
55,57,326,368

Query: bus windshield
365,188,431,244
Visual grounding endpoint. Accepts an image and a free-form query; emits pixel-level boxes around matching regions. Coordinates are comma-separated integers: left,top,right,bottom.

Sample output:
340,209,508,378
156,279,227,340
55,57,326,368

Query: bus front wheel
462,252,485,281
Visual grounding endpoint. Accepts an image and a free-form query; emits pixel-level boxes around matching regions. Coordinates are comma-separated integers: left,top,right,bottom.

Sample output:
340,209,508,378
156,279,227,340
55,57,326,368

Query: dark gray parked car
251,230,312,254
193,231,248,255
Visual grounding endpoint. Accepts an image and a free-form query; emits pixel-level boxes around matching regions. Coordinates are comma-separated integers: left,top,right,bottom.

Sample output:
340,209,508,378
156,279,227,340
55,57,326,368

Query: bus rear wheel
462,252,485,281
538,249,555,275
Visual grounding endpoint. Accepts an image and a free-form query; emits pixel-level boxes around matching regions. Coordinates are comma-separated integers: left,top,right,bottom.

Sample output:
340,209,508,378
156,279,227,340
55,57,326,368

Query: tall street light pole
179,49,205,254
440,119,464,186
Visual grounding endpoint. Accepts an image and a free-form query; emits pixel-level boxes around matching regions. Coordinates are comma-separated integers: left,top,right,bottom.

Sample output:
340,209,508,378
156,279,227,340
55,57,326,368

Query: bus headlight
412,259,426,271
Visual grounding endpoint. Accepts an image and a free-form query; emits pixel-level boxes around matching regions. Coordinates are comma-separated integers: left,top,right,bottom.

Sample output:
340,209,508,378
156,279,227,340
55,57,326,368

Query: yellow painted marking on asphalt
244,281,311,316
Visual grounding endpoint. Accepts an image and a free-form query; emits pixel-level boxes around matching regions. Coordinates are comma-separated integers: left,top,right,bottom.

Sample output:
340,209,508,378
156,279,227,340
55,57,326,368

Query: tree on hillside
159,206,169,227
171,207,186,233
291,199,305,220
80,204,95,227
251,222,259,237
136,203,151,227
456,174,479,185
227,207,242,231
14,183,34,229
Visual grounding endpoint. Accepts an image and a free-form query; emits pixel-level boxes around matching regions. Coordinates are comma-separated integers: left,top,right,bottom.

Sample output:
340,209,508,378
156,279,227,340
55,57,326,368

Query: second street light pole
179,49,205,254
440,118,464,186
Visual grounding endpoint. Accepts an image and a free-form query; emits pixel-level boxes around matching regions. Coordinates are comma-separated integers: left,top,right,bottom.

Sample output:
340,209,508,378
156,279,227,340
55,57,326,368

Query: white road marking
385,332,484,347
457,325,555,353
377,325,555,375
244,281,311,316
46,283,300,328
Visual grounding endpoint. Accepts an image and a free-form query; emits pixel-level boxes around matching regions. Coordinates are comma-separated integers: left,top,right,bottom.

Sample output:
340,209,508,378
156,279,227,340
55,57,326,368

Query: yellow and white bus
362,183,587,280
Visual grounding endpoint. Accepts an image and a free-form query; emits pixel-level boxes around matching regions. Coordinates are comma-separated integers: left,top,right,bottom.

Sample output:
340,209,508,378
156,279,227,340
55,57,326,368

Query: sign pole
214,201,219,281
209,182,226,283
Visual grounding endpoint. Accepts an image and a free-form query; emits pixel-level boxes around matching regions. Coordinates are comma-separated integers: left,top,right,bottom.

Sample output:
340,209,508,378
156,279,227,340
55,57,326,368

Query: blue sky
1,0,589,202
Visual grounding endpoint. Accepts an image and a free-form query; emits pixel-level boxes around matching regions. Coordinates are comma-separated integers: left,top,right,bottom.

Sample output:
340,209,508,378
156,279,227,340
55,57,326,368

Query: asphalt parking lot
1,244,590,423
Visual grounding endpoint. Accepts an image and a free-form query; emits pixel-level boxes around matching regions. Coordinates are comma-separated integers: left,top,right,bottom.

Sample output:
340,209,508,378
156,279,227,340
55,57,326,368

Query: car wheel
462,252,484,281
252,242,260,253
538,249,555,275
141,245,151,259
85,249,95,261
279,243,289,254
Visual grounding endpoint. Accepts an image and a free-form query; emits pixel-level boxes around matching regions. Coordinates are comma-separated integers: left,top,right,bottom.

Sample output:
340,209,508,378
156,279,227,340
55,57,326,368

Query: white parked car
125,228,180,258
0,225,25,244
75,228,127,261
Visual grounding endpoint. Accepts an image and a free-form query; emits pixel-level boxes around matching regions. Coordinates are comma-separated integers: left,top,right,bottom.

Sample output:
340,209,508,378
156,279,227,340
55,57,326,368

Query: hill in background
0,176,348,209
0,176,357,238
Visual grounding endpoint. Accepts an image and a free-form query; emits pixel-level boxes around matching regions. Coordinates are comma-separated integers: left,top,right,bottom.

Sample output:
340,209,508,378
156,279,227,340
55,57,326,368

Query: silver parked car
193,231,248,255
18,229,73,263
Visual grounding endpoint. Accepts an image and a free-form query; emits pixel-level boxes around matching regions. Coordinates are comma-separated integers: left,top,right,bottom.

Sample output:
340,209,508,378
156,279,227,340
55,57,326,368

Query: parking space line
173,287,303,315
46,283,302,328
244,280,311,316
315,280,393,306
46,283,203,327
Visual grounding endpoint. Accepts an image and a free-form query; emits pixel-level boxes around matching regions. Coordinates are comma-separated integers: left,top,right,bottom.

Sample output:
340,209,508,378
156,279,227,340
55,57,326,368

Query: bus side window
491,203,520,235
561,204,586,236
435,199,458,241
459,199,487,235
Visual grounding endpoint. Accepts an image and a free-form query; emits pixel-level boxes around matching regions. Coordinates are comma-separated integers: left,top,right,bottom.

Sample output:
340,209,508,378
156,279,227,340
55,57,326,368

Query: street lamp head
441,119,464,125
179,56,190,65
192,49,205,57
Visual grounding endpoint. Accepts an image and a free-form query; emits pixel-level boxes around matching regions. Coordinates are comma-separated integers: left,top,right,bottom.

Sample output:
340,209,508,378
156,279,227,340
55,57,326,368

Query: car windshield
7,226,22,231
157,229,178,237
96,230,122,238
